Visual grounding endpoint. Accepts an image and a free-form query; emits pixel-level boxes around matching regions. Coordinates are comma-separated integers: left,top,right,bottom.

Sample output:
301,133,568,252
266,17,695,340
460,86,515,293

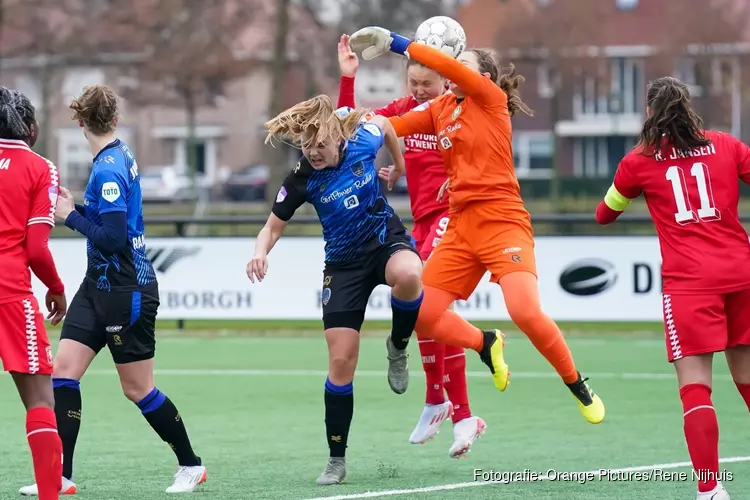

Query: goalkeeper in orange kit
350,27,605,424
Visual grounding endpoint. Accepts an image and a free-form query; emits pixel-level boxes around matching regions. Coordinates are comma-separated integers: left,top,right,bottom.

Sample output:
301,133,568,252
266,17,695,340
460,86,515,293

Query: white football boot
409,401,453,444
19,477,77,496
165,465,207,493
697,483,730,500
448,416,486,459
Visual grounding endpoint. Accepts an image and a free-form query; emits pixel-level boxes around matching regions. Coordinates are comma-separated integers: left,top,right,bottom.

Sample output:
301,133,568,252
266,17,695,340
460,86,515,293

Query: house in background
0,0,335,189
458,0,750,181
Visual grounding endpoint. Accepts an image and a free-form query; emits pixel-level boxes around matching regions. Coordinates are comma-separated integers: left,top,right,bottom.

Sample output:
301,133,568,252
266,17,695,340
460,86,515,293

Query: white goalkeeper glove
349,27,412,61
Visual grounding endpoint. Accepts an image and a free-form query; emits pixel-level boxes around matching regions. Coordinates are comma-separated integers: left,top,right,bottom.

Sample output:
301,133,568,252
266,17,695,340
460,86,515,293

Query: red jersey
374,95,448,221
612,130,750,293
0,139,59,303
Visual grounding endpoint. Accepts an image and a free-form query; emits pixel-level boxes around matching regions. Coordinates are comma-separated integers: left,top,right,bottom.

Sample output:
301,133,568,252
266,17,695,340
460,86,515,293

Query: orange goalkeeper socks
415,286,484,352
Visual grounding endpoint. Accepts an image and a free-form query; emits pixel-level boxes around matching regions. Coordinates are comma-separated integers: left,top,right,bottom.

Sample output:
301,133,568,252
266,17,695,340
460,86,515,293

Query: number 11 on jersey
666,162,721,225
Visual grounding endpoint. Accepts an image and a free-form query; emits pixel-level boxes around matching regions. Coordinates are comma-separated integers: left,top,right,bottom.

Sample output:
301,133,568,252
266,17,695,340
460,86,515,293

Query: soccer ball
414,16,467,58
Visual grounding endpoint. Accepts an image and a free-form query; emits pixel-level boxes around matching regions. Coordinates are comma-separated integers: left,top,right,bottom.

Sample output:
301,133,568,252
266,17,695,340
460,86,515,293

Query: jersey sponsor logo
405,134,438,151
101,181,121,202
276,186,288,203
363,123,381,137
105,325,123,333
558,258,617,296
502,246,521,254
145,246,200,273
440,137,453,150
0,157,10,170
343,194,359,209
320,172,373,204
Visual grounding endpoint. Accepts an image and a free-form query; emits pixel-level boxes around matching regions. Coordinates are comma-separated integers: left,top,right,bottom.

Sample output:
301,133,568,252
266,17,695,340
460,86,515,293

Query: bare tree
0,0,102,157
116,0,257,191
492,0,603,207
265,0,292,206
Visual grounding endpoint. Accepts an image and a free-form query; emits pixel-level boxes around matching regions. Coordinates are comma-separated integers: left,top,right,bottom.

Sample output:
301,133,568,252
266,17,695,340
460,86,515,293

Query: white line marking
79,369,703,380
301,456,750,500
78,368,741,381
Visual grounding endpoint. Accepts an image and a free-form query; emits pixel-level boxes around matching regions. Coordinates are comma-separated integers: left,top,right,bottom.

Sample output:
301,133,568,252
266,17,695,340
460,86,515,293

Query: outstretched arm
387,100,435,138
404,43,503,107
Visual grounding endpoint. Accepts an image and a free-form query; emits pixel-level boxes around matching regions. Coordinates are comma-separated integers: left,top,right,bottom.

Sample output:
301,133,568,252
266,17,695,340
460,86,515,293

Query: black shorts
322,219,419,331
60,279,159,364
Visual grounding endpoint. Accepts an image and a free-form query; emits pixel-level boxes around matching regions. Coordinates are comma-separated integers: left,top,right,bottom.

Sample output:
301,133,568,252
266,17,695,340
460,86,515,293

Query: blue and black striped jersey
82,139,156,290
272,122,401,263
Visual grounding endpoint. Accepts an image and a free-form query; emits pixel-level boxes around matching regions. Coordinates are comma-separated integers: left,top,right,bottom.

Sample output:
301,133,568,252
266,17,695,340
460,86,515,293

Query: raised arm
405,43,503,107
595,157,642,225
388,100,435,137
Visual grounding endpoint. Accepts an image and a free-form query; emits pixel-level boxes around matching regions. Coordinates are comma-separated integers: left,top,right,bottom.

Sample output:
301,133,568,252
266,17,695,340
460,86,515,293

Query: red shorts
411,211,450,261
0,296,53,375
662,289,750,362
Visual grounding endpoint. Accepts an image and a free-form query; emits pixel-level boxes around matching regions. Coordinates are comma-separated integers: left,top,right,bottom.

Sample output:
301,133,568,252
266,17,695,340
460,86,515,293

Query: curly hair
69,84,119,135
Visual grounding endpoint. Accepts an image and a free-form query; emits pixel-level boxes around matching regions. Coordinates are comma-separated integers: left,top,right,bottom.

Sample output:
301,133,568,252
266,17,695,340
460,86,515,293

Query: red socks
417,334,472,422
418,335,446,405
443,345,471,423
735,382,750,411
27,407,62,500
680,384,719,493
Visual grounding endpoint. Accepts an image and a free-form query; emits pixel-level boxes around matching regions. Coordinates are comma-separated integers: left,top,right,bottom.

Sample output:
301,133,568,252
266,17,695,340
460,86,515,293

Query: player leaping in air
349,28,605,424
247,94,424,485
0,87,66,500
336,34,485,459
596,76,750,500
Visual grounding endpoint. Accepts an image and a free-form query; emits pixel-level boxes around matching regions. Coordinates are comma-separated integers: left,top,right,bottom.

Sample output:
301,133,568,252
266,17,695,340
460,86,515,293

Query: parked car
224,164,268,201
139,167,196,202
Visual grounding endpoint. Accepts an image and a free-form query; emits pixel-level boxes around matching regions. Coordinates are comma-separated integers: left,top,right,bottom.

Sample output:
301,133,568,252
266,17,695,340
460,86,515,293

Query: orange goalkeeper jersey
388,43,527,221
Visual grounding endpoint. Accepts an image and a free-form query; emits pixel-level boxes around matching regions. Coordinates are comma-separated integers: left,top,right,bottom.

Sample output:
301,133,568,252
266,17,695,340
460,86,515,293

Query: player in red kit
596,77,750,500
337,35,484,459
0,87,67,499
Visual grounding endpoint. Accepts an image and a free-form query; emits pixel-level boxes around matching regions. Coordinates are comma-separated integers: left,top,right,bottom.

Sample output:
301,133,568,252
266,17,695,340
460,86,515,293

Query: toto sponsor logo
559,258,617,296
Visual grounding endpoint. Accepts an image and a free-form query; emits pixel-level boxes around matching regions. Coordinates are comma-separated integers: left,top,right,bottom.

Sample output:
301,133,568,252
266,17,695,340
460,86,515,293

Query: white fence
33,236,665,321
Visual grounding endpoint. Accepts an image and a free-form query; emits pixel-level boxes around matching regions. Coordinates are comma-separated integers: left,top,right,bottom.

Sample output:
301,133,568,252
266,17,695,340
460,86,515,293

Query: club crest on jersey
440,137,453,150
350,161,365,177
452,106,461,120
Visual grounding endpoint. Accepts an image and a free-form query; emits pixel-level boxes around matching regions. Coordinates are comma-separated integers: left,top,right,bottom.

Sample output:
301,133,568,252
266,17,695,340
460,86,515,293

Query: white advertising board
32,236,665,321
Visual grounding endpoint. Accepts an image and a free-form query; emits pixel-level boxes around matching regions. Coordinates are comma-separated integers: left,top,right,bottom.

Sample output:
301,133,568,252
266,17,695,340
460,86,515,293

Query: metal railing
143,213,660,236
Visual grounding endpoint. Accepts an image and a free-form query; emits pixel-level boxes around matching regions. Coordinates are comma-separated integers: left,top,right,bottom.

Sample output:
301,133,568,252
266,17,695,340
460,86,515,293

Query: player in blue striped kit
247,95,424,485
19,85,205,496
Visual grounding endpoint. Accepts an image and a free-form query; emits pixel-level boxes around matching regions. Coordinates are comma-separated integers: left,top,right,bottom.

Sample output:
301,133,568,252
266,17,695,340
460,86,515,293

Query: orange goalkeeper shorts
422,201,537,300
